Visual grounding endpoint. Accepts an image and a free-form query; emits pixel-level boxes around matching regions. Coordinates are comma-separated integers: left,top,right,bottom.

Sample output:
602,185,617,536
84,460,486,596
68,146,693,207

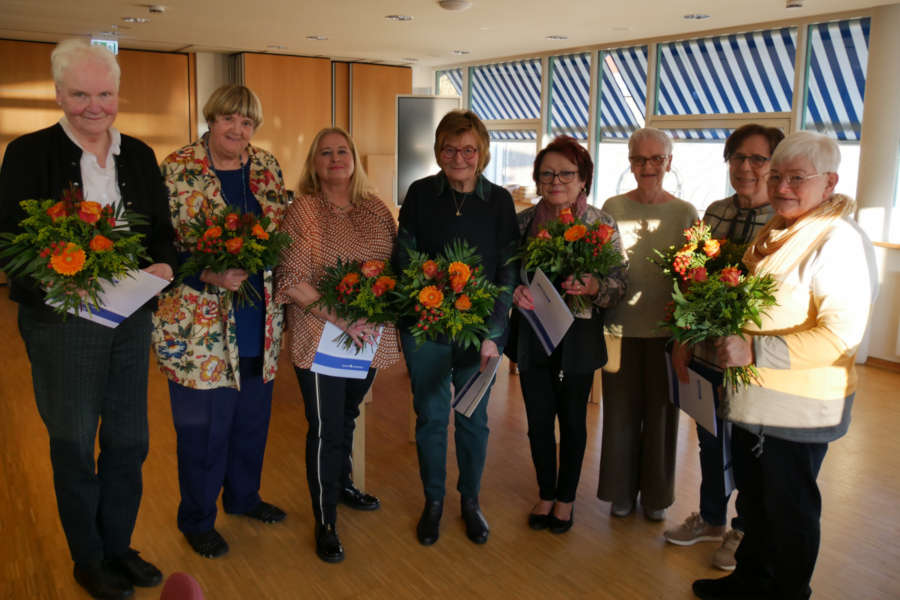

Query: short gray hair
51,39,121,89
770,130,841,173
628,127,673,156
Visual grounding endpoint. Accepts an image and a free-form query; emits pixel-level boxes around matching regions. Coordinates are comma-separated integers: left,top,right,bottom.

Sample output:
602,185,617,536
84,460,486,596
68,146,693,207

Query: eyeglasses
629,154,669,167
440,145,478,160
728,153,770,168
538,170,578,184
766,172,825,188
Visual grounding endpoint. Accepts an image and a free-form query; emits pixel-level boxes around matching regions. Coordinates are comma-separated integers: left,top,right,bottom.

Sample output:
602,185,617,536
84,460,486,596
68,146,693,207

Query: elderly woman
276,127,399,563
666,124,784,570
0,40,176,599
510,136,626,533
395,110,518,546
693,131,877,600
152,85,289,559
598,127,698,520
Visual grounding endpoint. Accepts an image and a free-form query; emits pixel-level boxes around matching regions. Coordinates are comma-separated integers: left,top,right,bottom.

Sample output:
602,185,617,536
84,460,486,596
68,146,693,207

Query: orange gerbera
89,234,114,252
50,242,85,275
361,260,385,278
418,285,444,309
225,237,244,253
422,260,439,279
46,201,67,221
454,294,472,311
703,239,721,258
203,226,222,240
564,224,587,242
447,261,471,285
77,201,102,224
251,223,269,240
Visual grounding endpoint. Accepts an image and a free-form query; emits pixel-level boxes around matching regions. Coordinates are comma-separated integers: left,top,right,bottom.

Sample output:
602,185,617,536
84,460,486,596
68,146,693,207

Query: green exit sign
90,39,118,55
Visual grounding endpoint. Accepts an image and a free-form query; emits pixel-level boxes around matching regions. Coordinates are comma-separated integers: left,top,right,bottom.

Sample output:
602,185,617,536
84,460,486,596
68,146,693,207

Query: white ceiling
0,0,890,68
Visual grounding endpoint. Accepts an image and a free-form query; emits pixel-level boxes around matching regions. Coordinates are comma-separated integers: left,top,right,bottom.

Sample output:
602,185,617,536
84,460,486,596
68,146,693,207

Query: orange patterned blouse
275,192,400,370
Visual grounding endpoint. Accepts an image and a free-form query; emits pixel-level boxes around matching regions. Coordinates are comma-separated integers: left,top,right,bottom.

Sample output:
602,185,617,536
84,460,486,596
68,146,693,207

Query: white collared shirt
59,117,122,209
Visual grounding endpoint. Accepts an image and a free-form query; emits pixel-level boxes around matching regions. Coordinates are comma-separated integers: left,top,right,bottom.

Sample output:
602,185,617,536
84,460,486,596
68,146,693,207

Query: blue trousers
697,420,742,529
18,305,152,564
168,373,273,533
401,332,495,502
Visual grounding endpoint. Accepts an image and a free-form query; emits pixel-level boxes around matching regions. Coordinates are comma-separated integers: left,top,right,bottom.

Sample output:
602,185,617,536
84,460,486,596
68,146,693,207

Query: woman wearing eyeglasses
666,124,784,570
509,136,626,533
692,131,877,600
597,127,698,521
394,109,519,547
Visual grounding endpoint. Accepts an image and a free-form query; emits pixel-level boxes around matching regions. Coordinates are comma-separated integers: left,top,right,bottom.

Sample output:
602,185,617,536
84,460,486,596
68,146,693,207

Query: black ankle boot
315,522,344,563
461,496,489,544
416,499,443,546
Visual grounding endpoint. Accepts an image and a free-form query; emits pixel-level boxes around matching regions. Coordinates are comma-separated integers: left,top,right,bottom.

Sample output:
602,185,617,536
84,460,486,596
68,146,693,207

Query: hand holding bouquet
310,258,398,351
397,239,504,350
517,207,623,313
654,220,777,389
178,204,290,306
0,184,149,315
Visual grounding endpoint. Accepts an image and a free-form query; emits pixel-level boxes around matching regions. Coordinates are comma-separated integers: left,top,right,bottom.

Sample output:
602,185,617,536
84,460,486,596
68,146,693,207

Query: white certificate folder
452,355,501,418
310,321,379,380
56,269,169,328
518,268,575,356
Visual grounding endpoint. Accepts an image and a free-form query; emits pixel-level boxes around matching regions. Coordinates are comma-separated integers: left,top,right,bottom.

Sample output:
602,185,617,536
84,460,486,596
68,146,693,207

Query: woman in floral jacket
151,85,289,559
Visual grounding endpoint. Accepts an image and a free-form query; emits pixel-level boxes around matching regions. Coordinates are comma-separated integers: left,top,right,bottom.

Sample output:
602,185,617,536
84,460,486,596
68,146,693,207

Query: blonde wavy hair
298,127,373,204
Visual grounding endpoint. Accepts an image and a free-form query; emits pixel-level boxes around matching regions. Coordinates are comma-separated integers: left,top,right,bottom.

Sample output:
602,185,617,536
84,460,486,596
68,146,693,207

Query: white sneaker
712,529,744,570
663,512,726,546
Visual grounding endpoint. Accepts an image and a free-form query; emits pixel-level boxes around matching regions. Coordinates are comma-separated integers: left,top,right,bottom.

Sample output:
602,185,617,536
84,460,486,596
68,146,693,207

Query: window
435,68,462,98
470,59,542,120
484,129,538,192
549,53,591,140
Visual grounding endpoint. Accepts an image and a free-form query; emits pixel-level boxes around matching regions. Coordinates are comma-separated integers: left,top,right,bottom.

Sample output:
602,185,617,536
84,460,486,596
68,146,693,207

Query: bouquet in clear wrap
177,204,291,306
309,258,398,351
396,239,505,350
0,183,149,315
653,220,777,389
516,207,623,314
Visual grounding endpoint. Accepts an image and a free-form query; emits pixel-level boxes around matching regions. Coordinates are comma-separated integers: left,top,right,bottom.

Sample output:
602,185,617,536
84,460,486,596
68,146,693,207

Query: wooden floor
2,286,899,600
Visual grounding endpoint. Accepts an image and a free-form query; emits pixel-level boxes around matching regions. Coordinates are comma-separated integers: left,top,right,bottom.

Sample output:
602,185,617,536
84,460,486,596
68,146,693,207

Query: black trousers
18,305,152,564
519,363,593,503
732,426,828,600
294,367,376,525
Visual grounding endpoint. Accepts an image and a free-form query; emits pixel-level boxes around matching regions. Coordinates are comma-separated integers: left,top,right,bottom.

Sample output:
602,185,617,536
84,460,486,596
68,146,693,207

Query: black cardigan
0,123,178,315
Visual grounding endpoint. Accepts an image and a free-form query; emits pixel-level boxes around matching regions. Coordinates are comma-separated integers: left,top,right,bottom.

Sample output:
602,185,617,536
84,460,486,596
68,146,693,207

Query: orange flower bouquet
310,258,399,351
397,240,504,350
0,184,149,315
178,204,291,306
517,207,624,313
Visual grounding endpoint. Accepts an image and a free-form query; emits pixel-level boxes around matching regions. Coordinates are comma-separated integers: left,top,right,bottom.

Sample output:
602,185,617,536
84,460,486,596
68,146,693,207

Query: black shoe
549,507,574,534
341,485,380,511
107,549,162,587
461,497,489,544
692,573,769,599
241,500,286,523
73,562,134,600
416,499,443,546
528,512,550,530
315,522,344,563
184,529,229,558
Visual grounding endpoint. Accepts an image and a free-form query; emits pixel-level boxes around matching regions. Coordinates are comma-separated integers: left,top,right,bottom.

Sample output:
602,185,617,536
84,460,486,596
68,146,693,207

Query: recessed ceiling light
437,0,472,11
267,44,286,50
611,26,631,31
122,17,150,24
683,13,710,20
451,49,470,55
306,35,328,41
403,57,419,62
385,14,413,21
546,35,568,40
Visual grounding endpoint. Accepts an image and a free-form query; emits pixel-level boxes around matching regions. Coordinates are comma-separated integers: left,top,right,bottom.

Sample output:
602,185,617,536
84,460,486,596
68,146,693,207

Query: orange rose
454,294,472,311
361,260,385,278
559,208,575,225
46,201,67,222
422,260,439,279
703,239,721,258
594,223,614,245
536,229,551,240
418,285,444,309
224,213,240,231
203,226,222,240
447,261,471,286
225,237,244,254
687,266,708,282
720,266,741,287
372,275,396,297
89,234,113,252
251,223,269,240
49,242,85,275
77,201,102,224
564,224,587,242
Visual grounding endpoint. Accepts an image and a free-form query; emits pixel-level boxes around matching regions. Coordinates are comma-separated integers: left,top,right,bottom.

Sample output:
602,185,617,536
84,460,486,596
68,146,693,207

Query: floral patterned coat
151,136,288,390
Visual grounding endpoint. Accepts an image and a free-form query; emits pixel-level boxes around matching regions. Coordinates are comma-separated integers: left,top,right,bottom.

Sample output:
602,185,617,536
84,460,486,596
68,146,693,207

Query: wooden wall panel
241,53,331,192
0,40,192,167
332,61,349,131
350,64,411,204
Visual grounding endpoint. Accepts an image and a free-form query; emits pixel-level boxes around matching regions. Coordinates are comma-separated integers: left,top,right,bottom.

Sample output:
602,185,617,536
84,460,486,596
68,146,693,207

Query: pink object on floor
160,572,205,600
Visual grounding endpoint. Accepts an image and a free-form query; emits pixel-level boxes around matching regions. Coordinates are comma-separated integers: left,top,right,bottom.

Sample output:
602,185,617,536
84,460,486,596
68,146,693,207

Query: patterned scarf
527,189,589,237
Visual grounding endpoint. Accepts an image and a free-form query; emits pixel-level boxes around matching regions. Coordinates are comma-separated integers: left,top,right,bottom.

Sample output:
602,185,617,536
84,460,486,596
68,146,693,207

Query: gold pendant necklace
452,189,468,216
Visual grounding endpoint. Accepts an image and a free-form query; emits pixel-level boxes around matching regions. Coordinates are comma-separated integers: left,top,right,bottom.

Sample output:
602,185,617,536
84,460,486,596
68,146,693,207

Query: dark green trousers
401,332,495,502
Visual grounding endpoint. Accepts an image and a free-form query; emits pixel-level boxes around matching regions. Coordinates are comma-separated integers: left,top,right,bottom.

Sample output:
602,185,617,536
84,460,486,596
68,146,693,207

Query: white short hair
51,39,121,89
770,131,841,173
628,127,673,156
